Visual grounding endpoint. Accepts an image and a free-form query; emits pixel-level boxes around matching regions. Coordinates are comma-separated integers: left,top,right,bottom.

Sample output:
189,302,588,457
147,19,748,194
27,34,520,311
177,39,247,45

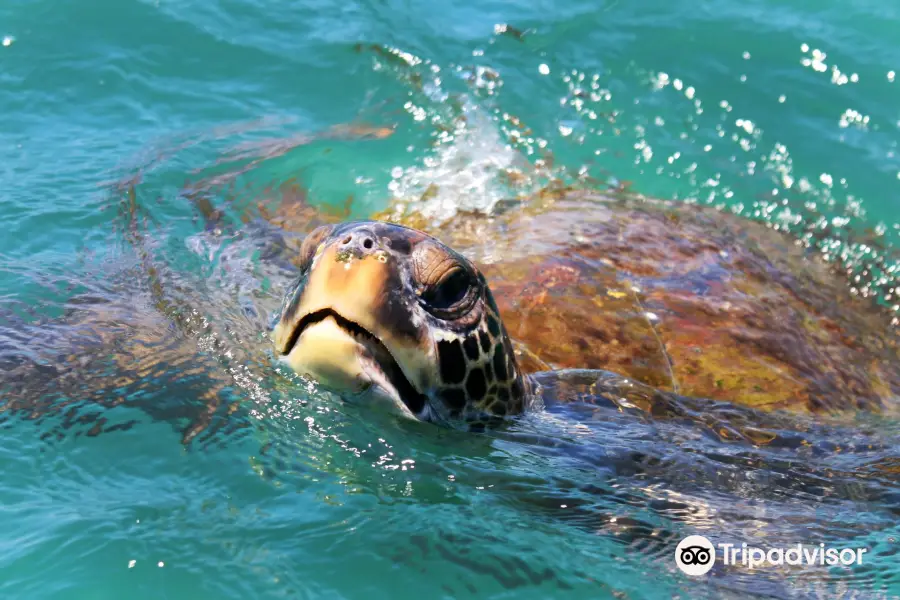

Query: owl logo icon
675,535,716,576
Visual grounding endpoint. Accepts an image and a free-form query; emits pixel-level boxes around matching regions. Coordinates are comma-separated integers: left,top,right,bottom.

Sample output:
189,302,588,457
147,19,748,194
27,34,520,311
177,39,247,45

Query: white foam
387,101,529,222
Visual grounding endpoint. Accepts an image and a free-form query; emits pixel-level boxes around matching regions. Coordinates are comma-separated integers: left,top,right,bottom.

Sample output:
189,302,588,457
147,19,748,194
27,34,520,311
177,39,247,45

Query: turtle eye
412,240,479,319
422,268,472,311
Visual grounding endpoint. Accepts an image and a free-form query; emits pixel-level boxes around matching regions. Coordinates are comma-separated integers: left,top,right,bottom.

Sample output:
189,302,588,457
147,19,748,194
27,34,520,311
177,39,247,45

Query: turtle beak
273,233,431,417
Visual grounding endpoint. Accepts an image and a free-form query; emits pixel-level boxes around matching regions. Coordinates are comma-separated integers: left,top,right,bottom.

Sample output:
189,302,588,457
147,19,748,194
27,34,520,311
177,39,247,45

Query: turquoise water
2,0,900,598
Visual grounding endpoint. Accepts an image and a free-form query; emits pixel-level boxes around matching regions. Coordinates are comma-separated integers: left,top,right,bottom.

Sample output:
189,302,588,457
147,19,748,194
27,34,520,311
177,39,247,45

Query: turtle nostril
340,231,377,251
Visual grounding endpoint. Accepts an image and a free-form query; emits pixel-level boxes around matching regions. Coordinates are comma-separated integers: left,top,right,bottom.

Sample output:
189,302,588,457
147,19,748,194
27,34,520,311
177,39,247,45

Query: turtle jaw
272,241,434,419
277,309,427,418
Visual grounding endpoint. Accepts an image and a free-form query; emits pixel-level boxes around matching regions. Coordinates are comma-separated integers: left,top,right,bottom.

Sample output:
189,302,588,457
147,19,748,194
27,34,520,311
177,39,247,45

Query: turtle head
272,220,528,426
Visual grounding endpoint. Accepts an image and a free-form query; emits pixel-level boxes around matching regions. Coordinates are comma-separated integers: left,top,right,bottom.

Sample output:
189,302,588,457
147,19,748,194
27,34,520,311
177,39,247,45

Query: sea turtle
2,171,897,444
266,189,900,432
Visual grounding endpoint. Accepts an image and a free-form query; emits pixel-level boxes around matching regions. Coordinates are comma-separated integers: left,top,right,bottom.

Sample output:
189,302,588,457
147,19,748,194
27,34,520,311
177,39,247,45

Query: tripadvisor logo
674,535,869,576
675,535,716,576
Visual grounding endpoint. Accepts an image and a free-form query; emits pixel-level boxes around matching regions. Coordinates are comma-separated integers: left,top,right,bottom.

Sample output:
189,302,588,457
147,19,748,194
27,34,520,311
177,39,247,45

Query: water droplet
736,119,755,134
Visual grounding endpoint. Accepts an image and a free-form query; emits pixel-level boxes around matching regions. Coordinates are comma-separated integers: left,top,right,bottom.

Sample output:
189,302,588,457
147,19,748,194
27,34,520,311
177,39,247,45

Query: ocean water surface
1,0,900,598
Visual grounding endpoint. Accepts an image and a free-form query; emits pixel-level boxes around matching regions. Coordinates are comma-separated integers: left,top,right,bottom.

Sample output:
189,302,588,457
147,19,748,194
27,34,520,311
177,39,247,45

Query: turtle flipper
528,368,798,447
0,180,282,447
521,367,900,524
527,368,900,459
0,295,258,449
528,369,686,419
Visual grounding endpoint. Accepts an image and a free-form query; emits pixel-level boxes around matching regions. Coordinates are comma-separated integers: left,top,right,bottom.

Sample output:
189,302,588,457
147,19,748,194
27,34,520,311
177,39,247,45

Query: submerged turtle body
271,195,900,427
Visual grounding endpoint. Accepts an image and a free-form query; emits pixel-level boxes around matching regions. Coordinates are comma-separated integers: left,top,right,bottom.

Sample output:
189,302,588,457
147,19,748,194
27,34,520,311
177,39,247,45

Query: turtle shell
375,192,900,414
